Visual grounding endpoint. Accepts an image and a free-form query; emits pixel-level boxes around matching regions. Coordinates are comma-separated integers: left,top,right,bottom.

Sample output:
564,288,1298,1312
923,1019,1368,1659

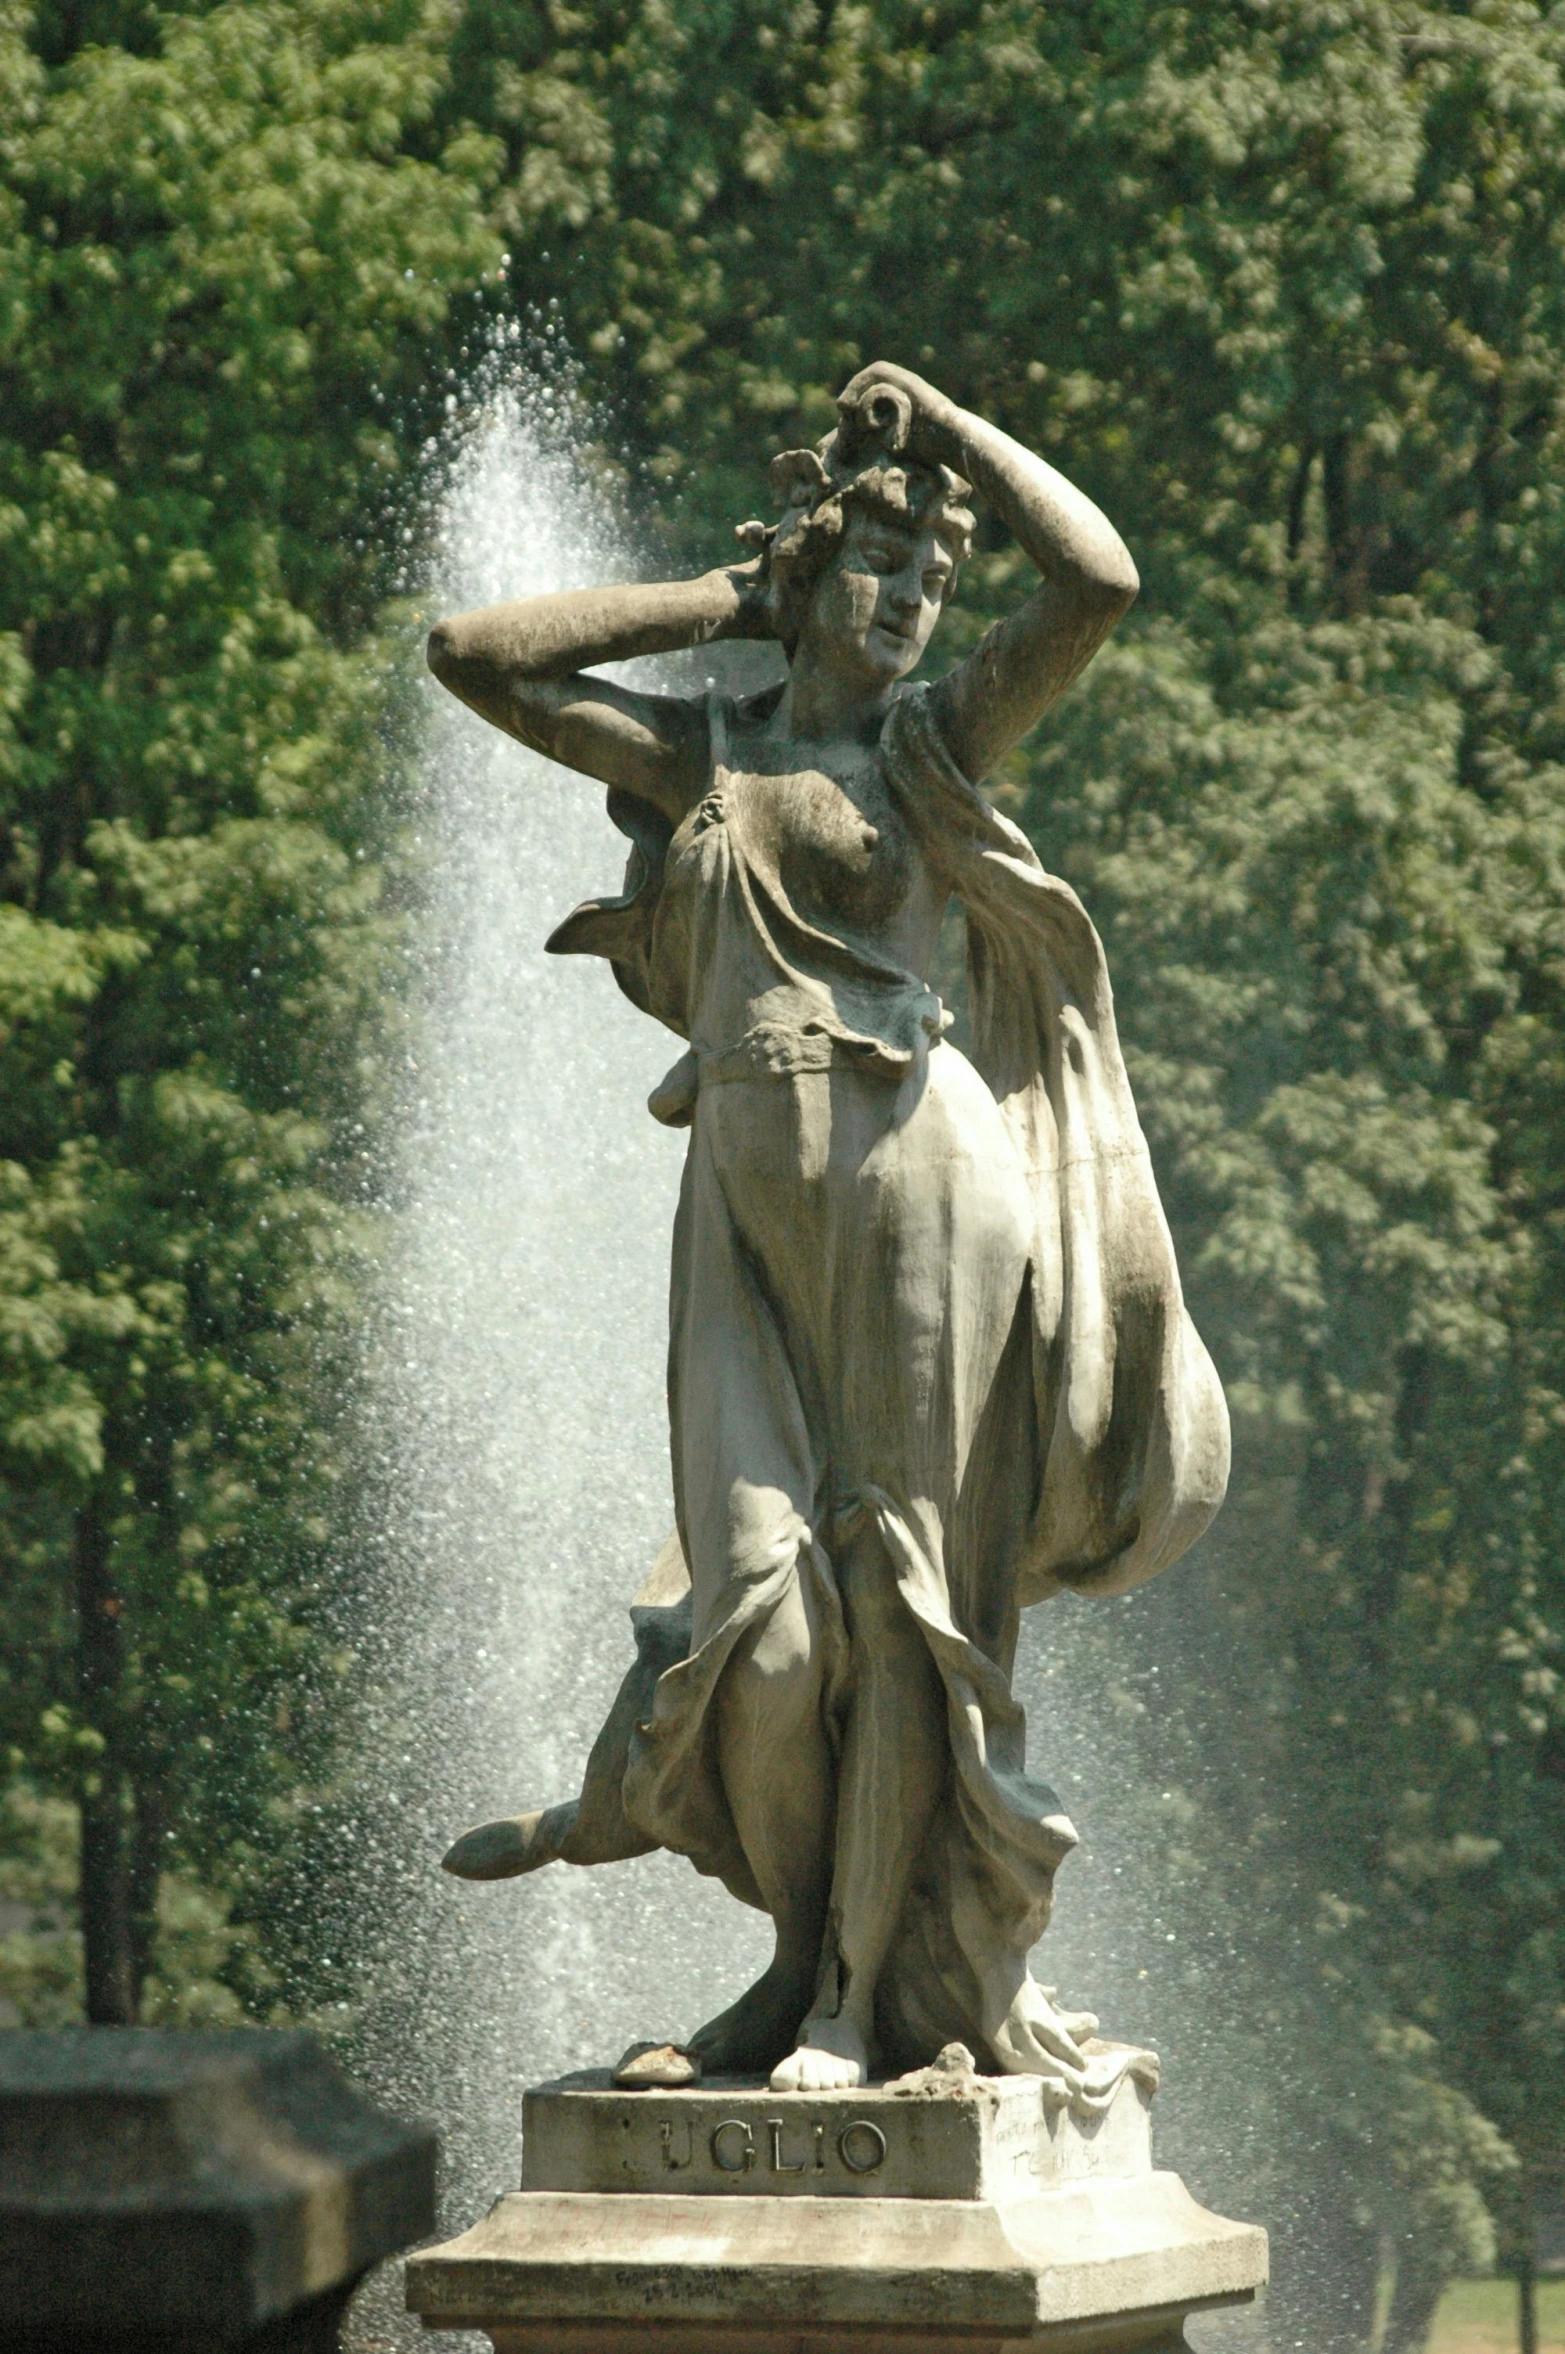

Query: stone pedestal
405,2051,1267,2353
0,2026,437,2353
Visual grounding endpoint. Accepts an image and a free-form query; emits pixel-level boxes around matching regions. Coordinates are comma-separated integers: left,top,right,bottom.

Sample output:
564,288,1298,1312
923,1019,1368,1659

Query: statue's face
801,508,955,690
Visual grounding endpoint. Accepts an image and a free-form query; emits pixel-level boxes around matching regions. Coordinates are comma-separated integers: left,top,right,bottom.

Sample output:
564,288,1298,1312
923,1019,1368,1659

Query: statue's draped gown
531,681,1229,2081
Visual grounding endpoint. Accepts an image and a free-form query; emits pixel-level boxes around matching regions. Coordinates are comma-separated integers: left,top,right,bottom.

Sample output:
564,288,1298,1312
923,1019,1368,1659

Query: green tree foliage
0,0,498,2022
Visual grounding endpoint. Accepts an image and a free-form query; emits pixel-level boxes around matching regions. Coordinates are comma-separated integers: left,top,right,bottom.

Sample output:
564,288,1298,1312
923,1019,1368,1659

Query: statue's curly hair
737,383,975,656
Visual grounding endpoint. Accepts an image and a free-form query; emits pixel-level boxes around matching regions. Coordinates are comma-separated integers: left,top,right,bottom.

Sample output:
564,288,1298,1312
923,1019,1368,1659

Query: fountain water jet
345,355,771,2346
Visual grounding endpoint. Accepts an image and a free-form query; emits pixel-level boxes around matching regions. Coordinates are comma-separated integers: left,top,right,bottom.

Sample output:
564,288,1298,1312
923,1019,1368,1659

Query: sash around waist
646,1012,952,1128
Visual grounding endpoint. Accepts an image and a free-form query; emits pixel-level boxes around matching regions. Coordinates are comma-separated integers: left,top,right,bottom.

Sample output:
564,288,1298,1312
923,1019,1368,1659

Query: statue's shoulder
707,679,786,776
878,683,983,825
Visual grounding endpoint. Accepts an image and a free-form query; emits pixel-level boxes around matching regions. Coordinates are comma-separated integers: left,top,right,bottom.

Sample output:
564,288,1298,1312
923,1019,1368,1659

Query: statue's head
739,382,975,685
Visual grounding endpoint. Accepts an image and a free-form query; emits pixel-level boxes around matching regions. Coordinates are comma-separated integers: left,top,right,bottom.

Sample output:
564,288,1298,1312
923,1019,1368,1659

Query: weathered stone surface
407,2057,1266,2354
477,2328,1222,2354
520,2055,1152,2203
0,2027,436,2351
405,2172,1266,2346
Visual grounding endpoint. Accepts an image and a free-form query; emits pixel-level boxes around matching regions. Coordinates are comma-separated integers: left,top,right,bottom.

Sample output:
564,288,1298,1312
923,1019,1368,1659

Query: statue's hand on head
835,362,965,477
718,549,779,641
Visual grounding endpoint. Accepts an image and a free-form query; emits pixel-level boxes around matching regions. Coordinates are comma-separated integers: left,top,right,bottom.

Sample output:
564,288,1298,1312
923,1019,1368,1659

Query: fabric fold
882,687,1230,1600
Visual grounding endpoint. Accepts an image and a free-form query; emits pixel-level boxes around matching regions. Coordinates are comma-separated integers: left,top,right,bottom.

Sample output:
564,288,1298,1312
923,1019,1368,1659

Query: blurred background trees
2,3,1562,2349
0,0,498,2022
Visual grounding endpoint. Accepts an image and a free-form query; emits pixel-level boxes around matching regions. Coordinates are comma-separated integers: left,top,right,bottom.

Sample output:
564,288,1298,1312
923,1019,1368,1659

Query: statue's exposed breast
743,753,918,935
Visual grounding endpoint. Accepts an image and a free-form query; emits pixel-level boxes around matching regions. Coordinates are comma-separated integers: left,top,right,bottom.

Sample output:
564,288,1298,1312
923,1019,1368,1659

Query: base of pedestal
457,2326,1242,2354
404,2169,1266,2353
468,2319,1246,2354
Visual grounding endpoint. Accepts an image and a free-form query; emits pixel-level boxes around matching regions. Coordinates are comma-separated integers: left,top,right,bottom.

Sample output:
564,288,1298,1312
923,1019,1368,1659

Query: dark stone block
0,2027,436,2352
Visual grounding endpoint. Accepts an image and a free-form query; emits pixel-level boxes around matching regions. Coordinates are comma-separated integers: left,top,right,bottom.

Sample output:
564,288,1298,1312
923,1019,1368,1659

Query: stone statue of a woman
428,364,1229,2103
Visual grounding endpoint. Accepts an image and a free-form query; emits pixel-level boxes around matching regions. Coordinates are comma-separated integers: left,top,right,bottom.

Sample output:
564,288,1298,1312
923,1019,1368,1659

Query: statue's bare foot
442,1805,571,1880
769,2011,870,2092
689,1961,811,2077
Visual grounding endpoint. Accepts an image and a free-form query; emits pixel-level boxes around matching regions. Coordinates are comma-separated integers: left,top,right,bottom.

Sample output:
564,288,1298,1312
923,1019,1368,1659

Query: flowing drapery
530,685,1228,2086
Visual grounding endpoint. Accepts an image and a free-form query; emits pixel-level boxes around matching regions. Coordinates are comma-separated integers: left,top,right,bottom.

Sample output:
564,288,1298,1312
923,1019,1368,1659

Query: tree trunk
74,1499,138,2024
1321,430,1384,615
1518,2256,1538,2354
129,1778,165,2001
1286,439,1316,578
1381,2238,1449,2354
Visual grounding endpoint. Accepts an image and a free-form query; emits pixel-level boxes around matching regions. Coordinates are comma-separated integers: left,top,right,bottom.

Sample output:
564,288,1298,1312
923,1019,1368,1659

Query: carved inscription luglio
645,2110,889,2180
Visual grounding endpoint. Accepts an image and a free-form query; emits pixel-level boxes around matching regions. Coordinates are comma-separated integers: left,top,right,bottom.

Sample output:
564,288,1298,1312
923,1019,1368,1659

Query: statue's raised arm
831,363,1138,781
426,550,772,822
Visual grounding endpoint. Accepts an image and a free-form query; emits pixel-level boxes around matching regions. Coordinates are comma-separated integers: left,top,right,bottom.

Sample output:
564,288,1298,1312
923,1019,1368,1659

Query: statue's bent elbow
426,618,458,680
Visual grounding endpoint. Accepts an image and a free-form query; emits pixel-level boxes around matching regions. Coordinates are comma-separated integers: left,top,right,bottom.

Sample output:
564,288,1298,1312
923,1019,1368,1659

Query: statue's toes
769,2045,862,2093
442,1810,554,1879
